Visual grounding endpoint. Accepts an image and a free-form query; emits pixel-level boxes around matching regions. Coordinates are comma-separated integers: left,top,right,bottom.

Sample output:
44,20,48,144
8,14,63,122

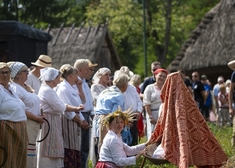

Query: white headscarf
92,67,111,84
40,67,60,82
10,62,26,79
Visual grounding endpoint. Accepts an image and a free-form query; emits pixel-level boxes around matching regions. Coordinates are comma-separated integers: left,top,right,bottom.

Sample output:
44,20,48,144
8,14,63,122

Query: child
96,109,150,167
217,84,230,126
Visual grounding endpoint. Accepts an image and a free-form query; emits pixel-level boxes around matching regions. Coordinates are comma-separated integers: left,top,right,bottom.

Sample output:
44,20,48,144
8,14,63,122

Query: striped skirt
26,119,40,168
0,120,28,168
62,115,82,168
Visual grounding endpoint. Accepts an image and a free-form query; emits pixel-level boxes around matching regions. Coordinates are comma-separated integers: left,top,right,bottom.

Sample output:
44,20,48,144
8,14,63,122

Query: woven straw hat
228,60,235,71
31,55,52,68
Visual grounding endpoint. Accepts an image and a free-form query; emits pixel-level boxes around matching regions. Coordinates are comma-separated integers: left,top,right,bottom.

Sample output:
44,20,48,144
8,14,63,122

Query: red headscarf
154,68,168,75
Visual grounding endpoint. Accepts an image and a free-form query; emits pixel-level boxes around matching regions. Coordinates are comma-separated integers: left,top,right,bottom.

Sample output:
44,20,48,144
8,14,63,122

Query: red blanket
149,72,228,168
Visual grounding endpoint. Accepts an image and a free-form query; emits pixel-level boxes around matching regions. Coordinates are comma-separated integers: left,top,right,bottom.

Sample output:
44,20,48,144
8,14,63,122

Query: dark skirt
64,148,81,168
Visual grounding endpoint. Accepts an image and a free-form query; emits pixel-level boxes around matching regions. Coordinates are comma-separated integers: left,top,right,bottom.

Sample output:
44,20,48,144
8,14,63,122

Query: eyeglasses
152,69,157,72
0,71,10,75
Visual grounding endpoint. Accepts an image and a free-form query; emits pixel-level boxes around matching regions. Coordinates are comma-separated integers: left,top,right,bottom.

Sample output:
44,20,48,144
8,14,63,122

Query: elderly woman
9,61,45,168
91,67,111,106
37,67,84,168
96,109,151,167
56,64,86,168
143,68,168,139
0,62,28,168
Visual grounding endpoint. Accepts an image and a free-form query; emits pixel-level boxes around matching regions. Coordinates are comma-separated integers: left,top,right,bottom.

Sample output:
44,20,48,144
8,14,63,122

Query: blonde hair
74,59,88,70
129,74,141,86
60,64,77,79
113,73,129,89
101,108,136,129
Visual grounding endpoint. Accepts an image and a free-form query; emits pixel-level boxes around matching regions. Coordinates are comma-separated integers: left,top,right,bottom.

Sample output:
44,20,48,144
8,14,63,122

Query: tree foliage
0,0,221,77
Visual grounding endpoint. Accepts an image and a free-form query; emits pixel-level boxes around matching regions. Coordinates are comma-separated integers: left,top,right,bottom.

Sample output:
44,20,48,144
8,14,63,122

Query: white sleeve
143,85,152,106
110,139,136,166
57,89,76,120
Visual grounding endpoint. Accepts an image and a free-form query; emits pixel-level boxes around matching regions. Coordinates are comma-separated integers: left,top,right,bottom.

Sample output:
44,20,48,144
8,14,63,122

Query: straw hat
31,55,52,68
86,59,97,68
228,60,235,71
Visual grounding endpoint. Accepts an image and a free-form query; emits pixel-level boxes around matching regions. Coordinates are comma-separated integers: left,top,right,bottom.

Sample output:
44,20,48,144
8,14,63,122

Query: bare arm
76,79,86,103
25,111,45,124
145,105,157,124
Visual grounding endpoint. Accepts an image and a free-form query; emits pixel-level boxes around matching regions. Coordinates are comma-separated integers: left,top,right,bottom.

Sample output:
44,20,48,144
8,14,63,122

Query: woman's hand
136,149,145,159
36,115,45,124
75,104,84,112
150,117,157,124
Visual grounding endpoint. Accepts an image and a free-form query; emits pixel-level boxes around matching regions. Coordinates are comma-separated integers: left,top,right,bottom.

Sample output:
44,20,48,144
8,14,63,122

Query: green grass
89,123,235,168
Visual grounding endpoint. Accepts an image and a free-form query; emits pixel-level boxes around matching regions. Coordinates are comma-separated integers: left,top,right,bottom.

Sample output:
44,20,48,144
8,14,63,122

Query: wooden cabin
0,21,52,66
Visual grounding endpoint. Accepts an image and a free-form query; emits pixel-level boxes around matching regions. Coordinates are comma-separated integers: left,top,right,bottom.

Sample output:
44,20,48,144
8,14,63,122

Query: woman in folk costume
56,64,85,168
143,68,168,139
0,62,28,168
37,67,84,168
9,62,45,168
147,72,228,168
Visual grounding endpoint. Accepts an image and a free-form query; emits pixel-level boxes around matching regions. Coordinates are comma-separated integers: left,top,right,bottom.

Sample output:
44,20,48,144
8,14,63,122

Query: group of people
0,55,161,168
0,55,232,168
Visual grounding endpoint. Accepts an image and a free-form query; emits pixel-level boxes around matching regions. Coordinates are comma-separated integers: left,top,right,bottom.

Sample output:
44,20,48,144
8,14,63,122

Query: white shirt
11,82,41,116
56,80,85,121
143,84,162,109
123,84,143,112
0,84,27,121
25,72,41,94
38,83,66,114
99,130,145,167
77,77,94,115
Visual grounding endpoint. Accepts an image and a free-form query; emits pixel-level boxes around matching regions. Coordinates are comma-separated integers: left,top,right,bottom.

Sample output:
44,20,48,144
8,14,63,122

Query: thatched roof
46,23,121,71
167,0,235,74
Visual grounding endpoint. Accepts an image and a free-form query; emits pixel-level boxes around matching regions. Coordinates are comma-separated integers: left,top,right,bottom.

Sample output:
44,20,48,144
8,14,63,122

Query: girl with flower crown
96,109,151,168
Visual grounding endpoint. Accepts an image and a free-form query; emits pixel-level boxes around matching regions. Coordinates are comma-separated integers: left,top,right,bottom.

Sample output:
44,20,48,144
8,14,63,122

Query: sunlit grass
89,123,235,168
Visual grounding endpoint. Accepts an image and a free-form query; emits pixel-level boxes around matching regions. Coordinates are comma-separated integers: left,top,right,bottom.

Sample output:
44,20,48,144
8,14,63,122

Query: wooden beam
52,23,64,46
72,22,84,45
63,23,75,44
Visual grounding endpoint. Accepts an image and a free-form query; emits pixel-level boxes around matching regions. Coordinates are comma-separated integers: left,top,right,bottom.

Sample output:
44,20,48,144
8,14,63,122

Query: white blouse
143,84,162,109
91,83,107,106
25,72,41,94
11,82,41,116
38,83,66,114
99,130,145,167
0,84,26,121
56,80,85,120
123,84,143,112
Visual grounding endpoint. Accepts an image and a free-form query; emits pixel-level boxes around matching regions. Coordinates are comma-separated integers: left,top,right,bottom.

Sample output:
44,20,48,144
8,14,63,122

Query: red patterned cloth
149,72,228,168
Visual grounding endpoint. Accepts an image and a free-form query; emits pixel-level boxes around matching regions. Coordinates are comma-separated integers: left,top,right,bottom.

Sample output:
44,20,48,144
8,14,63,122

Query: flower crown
101,107,136,129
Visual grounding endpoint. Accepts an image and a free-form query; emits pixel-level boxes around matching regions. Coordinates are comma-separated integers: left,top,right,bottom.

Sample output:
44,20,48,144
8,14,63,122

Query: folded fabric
149,72,228,168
